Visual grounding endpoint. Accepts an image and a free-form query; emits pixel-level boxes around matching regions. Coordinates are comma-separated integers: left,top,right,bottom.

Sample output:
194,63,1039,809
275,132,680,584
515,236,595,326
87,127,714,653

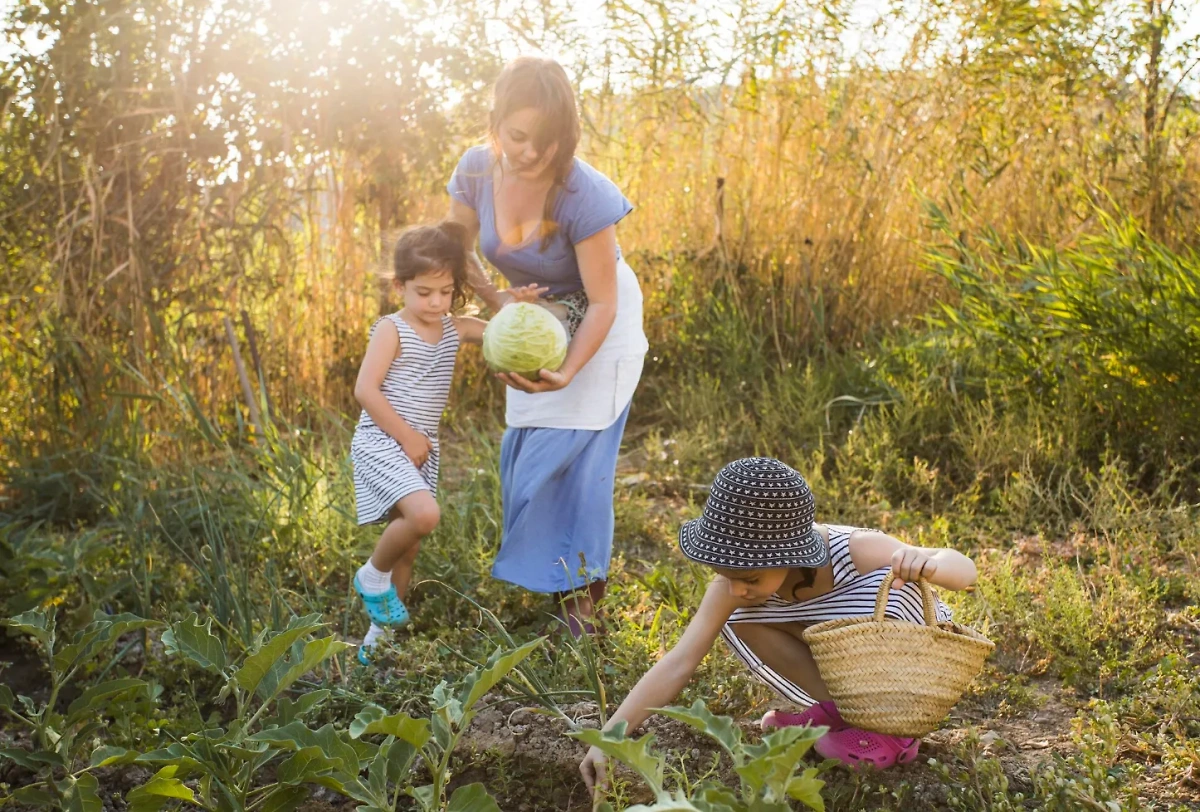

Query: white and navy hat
678,457,828,569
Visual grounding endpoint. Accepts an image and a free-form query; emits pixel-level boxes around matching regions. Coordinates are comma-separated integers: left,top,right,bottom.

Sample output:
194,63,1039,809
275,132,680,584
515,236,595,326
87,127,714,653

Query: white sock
356,561,392,594
363,623,386,647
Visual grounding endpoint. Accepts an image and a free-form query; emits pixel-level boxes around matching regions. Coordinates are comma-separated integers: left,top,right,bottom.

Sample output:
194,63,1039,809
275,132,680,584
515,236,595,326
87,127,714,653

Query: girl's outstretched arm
353,320,432,467
580,577,742,794
452,316,487,345
846,528,978,591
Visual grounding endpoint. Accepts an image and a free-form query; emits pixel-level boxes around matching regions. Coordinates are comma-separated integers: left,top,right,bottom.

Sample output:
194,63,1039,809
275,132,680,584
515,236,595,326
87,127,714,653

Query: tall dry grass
2,0,1198,450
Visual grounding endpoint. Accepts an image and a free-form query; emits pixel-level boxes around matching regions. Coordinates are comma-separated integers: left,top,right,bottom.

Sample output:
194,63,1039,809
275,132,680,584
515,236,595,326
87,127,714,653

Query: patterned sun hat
678,457,829,569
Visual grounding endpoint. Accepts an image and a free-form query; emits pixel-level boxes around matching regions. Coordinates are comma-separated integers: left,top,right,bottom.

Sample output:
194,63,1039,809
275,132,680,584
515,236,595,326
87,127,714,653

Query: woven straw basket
802,571,995,737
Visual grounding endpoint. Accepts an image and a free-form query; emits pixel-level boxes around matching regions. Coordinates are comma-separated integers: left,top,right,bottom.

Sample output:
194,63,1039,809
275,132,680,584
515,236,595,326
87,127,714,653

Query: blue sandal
353,576,411,627
357,644,375,666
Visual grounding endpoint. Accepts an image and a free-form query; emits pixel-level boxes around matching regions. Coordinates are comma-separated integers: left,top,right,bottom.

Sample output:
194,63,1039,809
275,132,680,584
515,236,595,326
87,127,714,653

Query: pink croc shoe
814,726,920,770
760,701,846,733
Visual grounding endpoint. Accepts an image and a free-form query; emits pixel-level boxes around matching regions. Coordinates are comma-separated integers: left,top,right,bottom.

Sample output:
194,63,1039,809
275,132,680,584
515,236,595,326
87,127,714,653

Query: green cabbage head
482,302,568,380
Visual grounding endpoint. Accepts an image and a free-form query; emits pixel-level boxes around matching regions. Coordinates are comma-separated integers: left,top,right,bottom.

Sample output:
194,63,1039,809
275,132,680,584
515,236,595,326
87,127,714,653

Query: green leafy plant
127,612,351,810
0,608,160,810
337,637,544,811
140,614,546,811
572,700,826,811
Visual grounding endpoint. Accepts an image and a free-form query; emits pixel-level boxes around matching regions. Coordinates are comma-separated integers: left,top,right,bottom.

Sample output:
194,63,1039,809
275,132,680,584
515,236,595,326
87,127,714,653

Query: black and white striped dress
351,313,460,525
722,524,953,707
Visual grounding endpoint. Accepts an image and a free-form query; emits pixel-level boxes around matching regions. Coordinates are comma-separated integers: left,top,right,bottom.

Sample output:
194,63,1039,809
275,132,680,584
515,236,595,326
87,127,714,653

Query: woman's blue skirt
491,403,631,593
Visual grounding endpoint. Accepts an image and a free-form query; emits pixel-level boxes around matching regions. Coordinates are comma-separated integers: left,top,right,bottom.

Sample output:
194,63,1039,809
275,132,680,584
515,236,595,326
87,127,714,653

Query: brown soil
455,682,1083,811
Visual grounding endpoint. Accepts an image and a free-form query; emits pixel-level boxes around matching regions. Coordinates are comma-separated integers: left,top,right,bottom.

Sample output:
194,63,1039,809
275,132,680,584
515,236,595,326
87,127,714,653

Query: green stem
0,708,37,729
434,731,459,810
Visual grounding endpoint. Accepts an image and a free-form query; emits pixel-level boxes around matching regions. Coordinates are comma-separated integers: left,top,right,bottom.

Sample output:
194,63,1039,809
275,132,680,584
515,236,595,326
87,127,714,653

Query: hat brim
678,518,829,570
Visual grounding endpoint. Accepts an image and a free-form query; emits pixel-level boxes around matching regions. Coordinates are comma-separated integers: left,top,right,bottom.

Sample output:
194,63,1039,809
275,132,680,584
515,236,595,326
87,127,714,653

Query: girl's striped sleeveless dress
351,313,460,525
722,524,953,707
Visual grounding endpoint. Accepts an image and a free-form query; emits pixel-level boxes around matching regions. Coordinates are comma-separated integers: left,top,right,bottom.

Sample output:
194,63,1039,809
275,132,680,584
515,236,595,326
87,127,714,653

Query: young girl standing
579,456,980,793
350,221,541,663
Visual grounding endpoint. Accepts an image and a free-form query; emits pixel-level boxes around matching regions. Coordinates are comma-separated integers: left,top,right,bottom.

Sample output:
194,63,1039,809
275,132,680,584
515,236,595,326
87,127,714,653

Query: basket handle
873,570,939,627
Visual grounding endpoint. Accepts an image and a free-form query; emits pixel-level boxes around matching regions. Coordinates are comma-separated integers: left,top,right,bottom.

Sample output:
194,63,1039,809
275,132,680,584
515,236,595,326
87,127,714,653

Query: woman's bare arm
497,225,618,393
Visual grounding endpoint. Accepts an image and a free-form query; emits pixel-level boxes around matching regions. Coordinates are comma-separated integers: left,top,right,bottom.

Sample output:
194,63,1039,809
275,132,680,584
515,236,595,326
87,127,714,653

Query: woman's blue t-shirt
446,145,633,296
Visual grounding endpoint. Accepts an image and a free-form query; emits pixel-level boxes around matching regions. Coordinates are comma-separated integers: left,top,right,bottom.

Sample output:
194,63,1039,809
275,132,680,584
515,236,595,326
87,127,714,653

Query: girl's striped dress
722,524,953,708
351,313,460,525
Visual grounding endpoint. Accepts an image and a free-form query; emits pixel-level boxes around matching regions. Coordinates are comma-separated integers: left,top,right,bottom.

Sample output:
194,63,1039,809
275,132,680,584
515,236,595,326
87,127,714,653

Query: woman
446,57,648,634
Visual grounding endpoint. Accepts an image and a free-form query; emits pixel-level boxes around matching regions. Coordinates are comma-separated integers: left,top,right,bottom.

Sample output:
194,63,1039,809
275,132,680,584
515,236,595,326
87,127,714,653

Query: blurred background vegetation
2,0,1197,455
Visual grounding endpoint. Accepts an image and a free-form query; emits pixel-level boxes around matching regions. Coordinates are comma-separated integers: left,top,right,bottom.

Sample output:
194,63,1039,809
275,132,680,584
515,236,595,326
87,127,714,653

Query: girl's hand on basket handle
890,547,937,589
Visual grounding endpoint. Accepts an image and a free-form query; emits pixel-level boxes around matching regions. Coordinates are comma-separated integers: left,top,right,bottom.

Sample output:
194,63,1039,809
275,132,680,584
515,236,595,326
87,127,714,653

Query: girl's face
400,268,455,323
497,107,559,180
713,566,790,603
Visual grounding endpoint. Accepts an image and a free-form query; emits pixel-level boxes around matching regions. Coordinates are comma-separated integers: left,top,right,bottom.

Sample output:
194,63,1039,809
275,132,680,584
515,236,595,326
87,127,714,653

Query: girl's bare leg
730,621,833,702
369,490,440,591
390,541,420,601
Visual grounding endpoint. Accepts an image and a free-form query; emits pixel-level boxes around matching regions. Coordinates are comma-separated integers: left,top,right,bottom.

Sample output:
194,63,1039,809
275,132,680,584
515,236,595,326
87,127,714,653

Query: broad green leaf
214,739,271,761
0,685,13,711
257,785,309,812
350,704,432,747
75,720,107,746
5,609,51,644
276,746,343,784
691,784,740,812
459,639,542,714
744,800,790,812
258,637,351,710
332,775,375,806
248,721,362,773
233,614,324,697
365,743,389,802
737,725,825,799
273,689,330,725
135,743,206,776
0,747,64,770
16,694,39,716
786,767,826,811
431,696,460,750
162,614,227,674
431,680,462,732
570,723,666,799
11,786,56,806
653,701,742,760
411,784,436,810
446,782,502,812
67,678,149,722
622,791,703,811
65,772,102,812
56,613,158,674
127,766,198,811
251,637,307,703
90,745,138,768
362,737,418,799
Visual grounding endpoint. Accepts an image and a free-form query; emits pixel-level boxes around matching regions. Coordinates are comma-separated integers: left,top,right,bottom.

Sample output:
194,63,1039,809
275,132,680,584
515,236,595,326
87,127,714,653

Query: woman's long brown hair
488,57,581,251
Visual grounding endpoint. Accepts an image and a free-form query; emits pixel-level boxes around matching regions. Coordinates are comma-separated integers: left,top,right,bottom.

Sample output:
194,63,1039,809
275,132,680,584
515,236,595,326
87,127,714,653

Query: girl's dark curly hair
392,220,470,312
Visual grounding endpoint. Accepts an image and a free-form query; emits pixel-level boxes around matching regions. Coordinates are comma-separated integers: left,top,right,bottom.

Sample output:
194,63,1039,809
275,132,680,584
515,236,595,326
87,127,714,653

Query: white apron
505,259,648,431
